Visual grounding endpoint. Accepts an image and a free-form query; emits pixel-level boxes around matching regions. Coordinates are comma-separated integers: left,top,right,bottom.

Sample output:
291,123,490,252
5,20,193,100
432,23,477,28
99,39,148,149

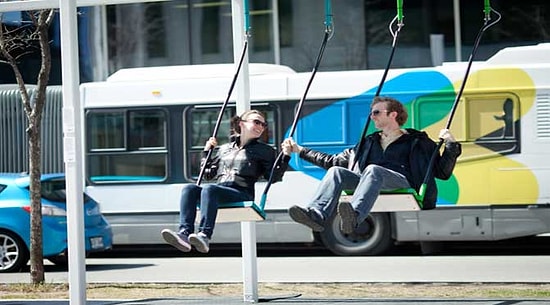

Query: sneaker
337,201,357,234
189,232,210,253
161,229,191,252
288,205,325,232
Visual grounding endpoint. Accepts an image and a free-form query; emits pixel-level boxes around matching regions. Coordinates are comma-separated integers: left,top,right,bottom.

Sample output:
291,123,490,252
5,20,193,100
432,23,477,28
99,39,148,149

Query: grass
2,283,550,299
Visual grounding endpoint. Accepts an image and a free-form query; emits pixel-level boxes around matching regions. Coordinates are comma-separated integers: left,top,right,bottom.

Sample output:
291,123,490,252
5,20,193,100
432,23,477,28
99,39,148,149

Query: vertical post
231,0,256,303
233,0,250,111
271,0,280,65
59,1,87,305
241,221,259,302
453,0,462,61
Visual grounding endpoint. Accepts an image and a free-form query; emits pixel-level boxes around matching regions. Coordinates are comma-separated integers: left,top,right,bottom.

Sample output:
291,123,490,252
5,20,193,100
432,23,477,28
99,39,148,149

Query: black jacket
298,128,461,209
202,137,290,198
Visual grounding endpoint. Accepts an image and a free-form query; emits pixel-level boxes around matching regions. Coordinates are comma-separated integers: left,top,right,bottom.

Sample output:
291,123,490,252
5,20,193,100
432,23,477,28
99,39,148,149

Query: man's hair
371,96,408,126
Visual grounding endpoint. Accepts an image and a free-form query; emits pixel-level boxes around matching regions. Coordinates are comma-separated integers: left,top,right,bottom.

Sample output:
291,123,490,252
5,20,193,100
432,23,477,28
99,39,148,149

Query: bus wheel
319,212,393,256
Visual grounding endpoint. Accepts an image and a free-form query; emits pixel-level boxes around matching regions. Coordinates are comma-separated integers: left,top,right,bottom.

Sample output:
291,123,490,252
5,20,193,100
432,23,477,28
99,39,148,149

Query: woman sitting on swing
161,109,292,253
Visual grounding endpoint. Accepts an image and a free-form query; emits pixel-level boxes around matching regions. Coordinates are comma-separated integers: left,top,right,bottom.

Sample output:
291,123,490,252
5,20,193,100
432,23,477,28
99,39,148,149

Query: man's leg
338,164,410,233
289,167,359,231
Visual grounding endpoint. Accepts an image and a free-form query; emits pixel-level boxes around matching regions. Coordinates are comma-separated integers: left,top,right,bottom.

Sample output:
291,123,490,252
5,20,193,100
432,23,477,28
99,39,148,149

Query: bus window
129,110,167,149
184,105,277,180
88,111,125,151
468,97,517,140
86,109,168,183
461,95,520,160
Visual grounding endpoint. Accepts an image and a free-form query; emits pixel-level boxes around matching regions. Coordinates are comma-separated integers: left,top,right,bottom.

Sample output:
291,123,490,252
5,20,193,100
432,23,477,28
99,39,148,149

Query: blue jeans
179,184,252,238
308,165,410,224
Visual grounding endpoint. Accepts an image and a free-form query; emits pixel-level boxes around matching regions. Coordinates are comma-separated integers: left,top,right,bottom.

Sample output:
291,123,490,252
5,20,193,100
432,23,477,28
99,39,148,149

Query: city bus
18,43,550,256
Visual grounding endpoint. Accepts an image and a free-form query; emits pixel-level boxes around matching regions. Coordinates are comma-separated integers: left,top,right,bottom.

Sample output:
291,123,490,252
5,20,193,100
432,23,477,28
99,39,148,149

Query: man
282,96,461,234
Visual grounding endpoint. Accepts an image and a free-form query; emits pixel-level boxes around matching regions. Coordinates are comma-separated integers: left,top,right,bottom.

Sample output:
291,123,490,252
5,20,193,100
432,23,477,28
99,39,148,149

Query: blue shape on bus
286,70,453,183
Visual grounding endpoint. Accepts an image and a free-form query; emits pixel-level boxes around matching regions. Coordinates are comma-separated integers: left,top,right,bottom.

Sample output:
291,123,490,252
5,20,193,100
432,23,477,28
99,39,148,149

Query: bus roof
106,63,296,82
486,43,550,65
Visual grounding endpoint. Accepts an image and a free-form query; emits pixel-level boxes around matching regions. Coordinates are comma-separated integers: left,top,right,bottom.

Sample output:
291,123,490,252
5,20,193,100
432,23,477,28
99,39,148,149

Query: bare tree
0,9,55,284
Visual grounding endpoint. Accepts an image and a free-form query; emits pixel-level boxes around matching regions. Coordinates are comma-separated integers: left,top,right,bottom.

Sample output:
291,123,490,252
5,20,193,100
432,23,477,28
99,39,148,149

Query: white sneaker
161,229,191,252
189,232,210,253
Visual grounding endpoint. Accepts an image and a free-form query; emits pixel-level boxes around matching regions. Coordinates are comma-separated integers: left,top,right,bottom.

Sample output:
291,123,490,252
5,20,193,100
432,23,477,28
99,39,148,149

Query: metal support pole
241,221,258,302
453,0,462,61
231,0,256,303
59,1,86,304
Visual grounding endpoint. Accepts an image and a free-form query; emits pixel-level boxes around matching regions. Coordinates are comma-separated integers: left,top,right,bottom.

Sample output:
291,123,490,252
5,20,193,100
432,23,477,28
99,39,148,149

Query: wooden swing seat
196,201,266,223
340,188,422,212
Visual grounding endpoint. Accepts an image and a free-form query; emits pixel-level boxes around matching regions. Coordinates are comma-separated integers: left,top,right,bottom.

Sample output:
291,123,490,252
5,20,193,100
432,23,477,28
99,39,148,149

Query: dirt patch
2,283,550,299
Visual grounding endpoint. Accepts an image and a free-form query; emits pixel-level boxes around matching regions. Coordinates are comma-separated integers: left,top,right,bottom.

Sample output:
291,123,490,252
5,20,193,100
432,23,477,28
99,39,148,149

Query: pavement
2,255,550,304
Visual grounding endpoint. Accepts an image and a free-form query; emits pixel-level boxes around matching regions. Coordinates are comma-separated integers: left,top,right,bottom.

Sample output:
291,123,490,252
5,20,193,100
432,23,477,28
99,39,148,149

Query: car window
0,184,6,194
41,179,67,202
39,179,91,203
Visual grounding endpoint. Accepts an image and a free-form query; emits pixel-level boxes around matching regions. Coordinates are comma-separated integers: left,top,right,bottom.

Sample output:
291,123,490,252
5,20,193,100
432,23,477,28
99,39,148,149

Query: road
3,240,550,305
4,254,550,284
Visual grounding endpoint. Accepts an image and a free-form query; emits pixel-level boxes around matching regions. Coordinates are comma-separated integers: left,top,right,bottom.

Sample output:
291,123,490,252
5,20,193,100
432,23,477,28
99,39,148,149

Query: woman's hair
371,96,408,126
229,109,267,137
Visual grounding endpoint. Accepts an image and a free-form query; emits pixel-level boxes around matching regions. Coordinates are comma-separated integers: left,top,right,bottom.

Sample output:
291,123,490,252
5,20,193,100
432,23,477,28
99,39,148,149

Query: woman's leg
179,184,202,235
198,184,252,238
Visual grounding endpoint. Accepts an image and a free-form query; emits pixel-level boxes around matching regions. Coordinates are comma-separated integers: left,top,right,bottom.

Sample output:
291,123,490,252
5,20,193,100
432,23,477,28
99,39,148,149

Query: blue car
0,173,113,272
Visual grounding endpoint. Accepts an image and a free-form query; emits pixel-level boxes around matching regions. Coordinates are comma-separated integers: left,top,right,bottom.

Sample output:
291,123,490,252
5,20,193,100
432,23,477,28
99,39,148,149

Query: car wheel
319,212,393,256
0,229,29,273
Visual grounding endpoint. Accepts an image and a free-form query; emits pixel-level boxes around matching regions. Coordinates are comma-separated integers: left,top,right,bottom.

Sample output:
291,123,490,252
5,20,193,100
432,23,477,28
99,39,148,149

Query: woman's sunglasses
245,119,268,128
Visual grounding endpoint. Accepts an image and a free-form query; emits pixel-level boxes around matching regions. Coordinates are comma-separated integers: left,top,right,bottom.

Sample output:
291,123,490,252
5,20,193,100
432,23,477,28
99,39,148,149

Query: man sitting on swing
162,110,292,253
282,96,461,234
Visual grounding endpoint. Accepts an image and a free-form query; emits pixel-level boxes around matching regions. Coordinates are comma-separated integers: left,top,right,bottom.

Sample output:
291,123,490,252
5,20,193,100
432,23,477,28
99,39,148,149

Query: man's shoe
288,205,325,232
189,232,210,253
161,229,191,252
337,201,357,234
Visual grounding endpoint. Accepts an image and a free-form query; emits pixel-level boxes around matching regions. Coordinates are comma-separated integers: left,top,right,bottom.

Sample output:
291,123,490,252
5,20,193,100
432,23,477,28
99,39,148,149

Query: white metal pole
453,0,462,61
59,1,86,304
231,0,257,303
271,0,280,65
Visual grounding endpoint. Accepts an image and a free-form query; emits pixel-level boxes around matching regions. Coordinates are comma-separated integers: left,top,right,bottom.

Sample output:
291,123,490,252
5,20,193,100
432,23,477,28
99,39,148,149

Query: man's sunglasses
370,109,390,116
245,119,268,128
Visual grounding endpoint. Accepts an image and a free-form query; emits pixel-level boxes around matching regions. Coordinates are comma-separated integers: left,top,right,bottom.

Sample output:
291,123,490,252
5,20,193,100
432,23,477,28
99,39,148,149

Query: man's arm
282,138,351,170
434,129,462,180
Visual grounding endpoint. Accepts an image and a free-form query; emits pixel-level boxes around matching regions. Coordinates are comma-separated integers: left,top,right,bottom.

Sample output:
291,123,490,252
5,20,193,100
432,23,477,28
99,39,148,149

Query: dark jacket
298,128,461,209
202,136,290,198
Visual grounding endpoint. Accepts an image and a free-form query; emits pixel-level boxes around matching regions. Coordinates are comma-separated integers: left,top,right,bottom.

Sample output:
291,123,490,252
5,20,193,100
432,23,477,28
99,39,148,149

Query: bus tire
319,212,393,256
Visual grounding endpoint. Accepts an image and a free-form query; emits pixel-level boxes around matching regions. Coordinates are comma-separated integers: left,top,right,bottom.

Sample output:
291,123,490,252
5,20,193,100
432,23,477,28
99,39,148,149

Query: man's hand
439,129,456,143
282,138,302,154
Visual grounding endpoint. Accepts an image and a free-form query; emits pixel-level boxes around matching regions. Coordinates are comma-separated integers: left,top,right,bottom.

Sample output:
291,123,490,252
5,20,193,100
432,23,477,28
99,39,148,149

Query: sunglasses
370,109,390,116
245,119,268,128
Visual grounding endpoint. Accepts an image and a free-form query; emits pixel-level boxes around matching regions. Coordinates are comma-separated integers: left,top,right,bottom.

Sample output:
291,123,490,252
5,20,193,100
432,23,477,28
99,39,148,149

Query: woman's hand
204,137,218,151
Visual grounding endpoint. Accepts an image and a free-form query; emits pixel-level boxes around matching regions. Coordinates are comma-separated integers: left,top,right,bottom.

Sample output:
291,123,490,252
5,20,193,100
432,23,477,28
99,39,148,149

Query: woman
161,110,291,253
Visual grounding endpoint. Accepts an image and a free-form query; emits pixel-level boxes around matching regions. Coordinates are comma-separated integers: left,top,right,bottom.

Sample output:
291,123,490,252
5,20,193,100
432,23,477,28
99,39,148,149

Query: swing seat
340,188,422,212
196,201,266,223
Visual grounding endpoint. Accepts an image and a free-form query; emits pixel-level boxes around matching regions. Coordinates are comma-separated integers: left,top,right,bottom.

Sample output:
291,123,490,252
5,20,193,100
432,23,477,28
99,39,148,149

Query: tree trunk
28,124,44,284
